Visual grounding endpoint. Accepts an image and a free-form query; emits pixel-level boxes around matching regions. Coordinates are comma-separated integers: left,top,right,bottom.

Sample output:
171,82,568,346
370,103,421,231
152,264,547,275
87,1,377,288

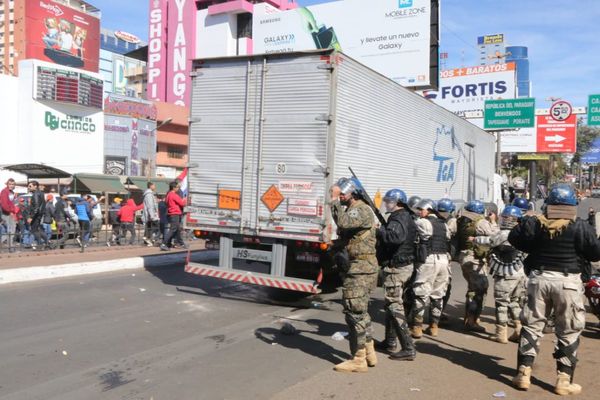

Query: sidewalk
0,240,213,285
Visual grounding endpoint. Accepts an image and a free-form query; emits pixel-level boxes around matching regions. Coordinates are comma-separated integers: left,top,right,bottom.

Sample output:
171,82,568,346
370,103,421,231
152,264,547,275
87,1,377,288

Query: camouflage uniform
458,212,499,323
332,199,378,355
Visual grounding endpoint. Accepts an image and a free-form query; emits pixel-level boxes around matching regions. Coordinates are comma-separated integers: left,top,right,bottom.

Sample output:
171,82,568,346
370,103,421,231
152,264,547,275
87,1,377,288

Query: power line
440,21,480,55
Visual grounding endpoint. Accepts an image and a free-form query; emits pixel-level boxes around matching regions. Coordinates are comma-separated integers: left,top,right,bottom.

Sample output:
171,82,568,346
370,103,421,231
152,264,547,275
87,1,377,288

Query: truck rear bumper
185,262,321,294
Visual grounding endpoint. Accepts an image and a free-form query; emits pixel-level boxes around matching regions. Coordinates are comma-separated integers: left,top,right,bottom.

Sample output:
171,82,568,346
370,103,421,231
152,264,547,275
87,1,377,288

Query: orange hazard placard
218,190,241,210
261,185,285,213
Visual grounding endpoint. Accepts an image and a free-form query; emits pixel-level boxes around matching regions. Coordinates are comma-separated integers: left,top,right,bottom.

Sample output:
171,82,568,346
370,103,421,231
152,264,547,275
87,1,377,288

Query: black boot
390,322,416,361
375,315,397,353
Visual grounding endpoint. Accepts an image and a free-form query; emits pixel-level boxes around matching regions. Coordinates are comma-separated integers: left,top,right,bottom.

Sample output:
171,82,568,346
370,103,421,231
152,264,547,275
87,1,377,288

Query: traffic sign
261,185,285,213
550,100,572,121
484,98,536,129
588,94,600,126
536,115,577,153
517,154,550,161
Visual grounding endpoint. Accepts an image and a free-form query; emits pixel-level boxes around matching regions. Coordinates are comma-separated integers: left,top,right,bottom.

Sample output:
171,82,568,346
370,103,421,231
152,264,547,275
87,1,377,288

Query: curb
0,250,219,285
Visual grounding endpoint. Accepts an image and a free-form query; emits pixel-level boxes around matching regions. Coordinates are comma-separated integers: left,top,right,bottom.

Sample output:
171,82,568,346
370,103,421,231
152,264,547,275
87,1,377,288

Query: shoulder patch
348,209,360,218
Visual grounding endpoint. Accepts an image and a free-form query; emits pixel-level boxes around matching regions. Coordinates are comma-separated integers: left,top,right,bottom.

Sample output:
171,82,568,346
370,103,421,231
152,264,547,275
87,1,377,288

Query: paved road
1,259,599,400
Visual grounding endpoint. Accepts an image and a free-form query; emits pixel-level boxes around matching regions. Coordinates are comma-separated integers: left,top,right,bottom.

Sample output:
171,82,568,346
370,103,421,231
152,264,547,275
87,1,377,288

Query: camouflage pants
383,265,414,343
341,269,378,355
460,251,489,319
493,274,526,326
412,254,450,325
518,271,585,376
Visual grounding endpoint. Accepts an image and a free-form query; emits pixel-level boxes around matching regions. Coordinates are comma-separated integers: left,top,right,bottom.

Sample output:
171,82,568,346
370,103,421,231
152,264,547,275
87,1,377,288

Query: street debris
409,388,421,392
62,350,68,356
493,391,506,398
139,288,146,292
280,322,297,336
331,331,349,341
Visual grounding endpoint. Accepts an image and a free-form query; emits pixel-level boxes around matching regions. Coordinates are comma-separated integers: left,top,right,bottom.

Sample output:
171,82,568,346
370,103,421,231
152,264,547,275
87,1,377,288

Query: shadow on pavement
255,318,350,364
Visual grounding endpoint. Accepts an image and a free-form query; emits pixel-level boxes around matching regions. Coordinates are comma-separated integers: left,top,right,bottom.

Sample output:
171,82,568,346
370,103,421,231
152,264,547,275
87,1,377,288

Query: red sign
115,31,141,44
536,115,577,153
25,0,100,73
104,95,157,120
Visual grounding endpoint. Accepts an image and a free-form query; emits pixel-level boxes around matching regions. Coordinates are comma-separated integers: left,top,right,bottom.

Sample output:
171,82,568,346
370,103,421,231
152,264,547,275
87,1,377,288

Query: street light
146,117,173,178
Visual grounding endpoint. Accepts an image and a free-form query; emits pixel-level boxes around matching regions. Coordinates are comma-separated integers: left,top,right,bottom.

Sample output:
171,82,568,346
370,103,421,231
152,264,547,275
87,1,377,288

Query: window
237,13,252,39
167,146,186,159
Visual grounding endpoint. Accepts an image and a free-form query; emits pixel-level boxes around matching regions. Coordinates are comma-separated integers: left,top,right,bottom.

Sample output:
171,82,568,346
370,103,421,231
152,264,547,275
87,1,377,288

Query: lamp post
146,117,173,179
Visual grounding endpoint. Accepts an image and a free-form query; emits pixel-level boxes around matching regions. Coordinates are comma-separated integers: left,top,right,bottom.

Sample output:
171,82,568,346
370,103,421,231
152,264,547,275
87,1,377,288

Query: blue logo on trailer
399,0,413,8
433,125,458,183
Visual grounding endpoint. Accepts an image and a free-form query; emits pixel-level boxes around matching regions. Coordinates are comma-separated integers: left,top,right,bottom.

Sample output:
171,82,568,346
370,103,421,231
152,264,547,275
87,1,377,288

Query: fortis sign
147,0,196,106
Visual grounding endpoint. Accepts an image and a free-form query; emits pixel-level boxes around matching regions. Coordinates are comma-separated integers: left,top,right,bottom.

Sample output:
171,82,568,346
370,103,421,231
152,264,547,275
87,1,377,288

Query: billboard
423,62,516,118
477,33,506,65
147,0,168,103
253,0,439,88
24,0,100,73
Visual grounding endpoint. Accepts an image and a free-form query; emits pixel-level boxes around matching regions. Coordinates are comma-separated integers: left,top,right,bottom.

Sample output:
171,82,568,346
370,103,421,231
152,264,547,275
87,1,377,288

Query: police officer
457,200,499,332
486,205,526,344
512,197,529,212
407,196,422,217
374,189,418,361
437,198,457,322
509,185,600,395
410,199,450,338
330,178,379,373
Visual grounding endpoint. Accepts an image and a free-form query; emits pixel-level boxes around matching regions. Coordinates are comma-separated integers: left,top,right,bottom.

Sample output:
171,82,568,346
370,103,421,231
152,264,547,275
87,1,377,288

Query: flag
177,168,188,197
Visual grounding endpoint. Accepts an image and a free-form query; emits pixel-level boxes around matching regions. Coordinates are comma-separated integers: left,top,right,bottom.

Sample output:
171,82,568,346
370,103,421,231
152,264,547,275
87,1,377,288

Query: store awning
72,173,128,194
1,163,72,179
127,177,172,195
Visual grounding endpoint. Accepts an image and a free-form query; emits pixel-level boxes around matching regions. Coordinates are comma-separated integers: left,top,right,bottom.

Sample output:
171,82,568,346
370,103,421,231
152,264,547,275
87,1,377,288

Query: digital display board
36,66,103,109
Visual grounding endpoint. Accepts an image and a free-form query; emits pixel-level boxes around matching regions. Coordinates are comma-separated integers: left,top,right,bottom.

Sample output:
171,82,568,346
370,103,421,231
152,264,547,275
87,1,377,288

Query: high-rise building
506,46,531,97
0,0,100,75
99,28,147,98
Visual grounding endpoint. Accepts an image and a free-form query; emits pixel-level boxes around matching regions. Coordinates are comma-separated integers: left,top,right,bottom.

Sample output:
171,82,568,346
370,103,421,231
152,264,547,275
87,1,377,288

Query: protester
117,199,144,245
0,178,18,252
160,181,187,251
143,182,160,246
27,180,51,250
107,197,123,246
158,195,167,241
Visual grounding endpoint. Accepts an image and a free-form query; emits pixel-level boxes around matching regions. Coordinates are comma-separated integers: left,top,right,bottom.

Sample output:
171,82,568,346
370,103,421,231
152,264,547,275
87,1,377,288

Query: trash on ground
331,331,349,341
280,322,297,335
493,391,506,398
271,342,278,346
311,301,332,310
62,350,68,356
139,288,146,292
131,274,136,277
409,388,421,392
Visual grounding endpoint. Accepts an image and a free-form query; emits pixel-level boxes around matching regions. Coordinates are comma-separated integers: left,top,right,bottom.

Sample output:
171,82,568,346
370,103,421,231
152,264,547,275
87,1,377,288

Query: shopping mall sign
45,111,97,134
588,94,600,126
484,98,536,129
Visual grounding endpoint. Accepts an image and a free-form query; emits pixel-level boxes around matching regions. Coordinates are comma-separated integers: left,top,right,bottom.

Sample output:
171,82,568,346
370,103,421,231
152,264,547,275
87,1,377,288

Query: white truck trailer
184,50,496,293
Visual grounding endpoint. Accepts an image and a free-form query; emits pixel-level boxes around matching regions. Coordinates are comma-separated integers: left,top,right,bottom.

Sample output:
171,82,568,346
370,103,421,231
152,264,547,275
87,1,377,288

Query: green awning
127,177,171,195
72,173,128,194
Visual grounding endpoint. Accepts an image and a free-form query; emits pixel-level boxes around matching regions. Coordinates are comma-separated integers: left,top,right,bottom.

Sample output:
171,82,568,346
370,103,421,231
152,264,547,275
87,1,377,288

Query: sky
94,0,600,108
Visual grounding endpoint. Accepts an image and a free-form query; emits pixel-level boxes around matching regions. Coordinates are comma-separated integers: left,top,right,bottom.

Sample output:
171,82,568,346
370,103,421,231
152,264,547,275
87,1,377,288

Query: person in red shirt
0,178,18,252
117,199,144,245
160,181,187,251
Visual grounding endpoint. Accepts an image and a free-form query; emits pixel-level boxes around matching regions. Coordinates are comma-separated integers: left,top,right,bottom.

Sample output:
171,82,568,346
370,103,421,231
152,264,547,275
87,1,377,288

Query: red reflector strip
309,229,320,233
184,265,319,293
274,226,284,231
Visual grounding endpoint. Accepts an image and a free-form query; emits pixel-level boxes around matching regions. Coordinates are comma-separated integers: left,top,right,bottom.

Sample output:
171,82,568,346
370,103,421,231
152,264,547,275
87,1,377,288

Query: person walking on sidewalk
107,197,123,246
0,178,18,252
27,181,51,250
42,194,55,240
118,199,144,245
74,197,93,247
160,182,187,251
143,182,160,246
53,190,72,249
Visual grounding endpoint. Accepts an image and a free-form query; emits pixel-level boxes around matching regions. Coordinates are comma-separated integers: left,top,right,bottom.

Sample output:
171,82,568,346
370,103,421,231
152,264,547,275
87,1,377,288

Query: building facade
506,46,531,98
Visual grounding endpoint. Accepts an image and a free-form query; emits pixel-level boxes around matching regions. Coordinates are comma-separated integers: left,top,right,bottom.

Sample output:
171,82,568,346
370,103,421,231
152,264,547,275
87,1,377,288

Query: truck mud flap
185,262,321,294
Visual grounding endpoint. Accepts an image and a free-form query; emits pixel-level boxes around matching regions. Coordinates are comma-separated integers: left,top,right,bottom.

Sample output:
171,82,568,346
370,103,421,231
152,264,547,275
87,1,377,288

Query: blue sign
399,0,413,8
581,138,600,164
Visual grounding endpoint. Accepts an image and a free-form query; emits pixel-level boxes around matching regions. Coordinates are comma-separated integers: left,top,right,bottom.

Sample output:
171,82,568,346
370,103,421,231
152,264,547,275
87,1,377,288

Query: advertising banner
253,0,438,88
147,0,168,103
424,63,516,118
104,157,127,176
581,138,600,164
25,0,100,73
165,0,196,106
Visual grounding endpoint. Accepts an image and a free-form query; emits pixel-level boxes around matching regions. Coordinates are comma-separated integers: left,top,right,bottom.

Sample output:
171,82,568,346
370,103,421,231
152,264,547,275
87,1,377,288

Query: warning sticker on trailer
278,181,313,193
288,199,318,216
261,185,285,213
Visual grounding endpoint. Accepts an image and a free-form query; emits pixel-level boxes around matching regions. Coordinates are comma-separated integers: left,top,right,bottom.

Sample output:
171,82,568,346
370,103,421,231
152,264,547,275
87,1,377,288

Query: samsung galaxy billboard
423,62,517,118
253,0,440,89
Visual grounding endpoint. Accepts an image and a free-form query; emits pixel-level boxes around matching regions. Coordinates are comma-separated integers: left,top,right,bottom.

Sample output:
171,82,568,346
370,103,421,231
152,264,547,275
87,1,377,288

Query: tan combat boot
364,340,378,367
495,324,508,344
410,325,423,339
425,323,439,337
334,349,368,373
554,372,582,396
512,365,532,390
509,320,522,343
